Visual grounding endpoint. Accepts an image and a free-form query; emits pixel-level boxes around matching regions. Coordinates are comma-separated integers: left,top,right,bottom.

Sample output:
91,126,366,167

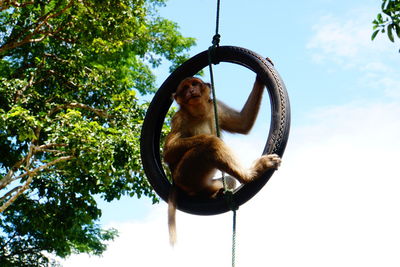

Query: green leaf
396,24,400,38
377,13,383,23
388,24,395,42
372,29,380,40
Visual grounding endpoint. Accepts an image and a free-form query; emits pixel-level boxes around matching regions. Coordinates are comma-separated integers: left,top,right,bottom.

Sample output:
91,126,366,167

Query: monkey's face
175,77,210,106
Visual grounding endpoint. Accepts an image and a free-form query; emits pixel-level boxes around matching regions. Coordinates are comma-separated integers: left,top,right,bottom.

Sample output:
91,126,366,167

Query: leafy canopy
0,0,194,266
372,0,400,48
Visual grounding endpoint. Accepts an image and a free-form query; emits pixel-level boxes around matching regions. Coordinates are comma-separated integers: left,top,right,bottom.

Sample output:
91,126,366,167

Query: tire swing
140,45,291,216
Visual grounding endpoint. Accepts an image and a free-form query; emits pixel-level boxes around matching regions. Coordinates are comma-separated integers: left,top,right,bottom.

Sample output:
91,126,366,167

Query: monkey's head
174,77,211,107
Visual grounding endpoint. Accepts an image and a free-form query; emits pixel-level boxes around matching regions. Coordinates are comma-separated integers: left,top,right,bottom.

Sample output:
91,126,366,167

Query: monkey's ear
205,82,212,88
172,93,177,101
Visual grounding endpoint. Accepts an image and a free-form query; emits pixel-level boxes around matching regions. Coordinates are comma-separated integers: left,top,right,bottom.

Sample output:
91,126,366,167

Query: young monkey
163,76,281,245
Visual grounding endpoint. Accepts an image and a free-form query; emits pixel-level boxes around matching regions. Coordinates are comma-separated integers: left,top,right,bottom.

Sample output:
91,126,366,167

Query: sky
62,0,400,266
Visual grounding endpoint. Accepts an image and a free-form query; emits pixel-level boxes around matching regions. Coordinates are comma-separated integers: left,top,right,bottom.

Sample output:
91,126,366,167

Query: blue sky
62,0,400,266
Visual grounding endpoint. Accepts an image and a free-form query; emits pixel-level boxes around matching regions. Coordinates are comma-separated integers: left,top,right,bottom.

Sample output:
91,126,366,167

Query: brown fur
164,77,281,245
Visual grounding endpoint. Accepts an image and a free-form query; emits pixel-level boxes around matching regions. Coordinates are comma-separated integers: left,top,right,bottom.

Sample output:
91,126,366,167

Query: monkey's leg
173,136,279,194
204,137,281,184
175,136,253,184
209,140,257,183
172,146,219,196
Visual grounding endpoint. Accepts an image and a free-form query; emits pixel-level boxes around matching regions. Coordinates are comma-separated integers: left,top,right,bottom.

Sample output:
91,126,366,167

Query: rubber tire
140,46,290,215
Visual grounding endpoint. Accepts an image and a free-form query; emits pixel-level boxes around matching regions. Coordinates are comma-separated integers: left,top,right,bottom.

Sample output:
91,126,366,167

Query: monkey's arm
219,77,265,134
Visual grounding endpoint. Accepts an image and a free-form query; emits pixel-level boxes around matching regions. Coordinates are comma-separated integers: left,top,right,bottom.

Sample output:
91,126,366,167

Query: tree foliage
372,0,400,46
0,0,194,265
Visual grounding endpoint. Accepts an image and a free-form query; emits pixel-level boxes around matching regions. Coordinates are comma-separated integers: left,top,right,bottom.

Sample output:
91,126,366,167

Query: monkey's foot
264,154,281,169
255,154,281,172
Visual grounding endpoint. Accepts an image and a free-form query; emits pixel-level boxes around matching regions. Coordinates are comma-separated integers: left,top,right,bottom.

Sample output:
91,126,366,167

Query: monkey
163,76,281,245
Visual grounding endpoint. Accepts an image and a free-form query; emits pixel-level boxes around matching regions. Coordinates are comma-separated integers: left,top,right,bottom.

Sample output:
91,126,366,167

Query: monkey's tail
168,185,178,246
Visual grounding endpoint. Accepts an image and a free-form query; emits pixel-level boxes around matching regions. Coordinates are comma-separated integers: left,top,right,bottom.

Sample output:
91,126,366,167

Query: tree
372,0,400,47
0,0,195,265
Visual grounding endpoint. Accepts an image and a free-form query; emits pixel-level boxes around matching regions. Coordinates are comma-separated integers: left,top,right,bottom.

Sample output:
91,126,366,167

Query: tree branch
0,186,22,202
13,73,35,102
34,143,68,151
0,140,35,190
0,0,75,54
0,174,34,213
0,143,68,191
11,155,74,182
0,155,75,213
49,102,110,118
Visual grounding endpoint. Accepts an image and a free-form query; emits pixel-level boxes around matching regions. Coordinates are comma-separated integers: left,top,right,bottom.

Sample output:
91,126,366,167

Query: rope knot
212,34,221,47
208,44,220,65
224,190,239,211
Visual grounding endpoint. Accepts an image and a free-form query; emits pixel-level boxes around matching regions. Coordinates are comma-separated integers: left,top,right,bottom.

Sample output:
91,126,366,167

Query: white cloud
307,15,368,61
307,8,400,100
306,8,395,64
61,99,400,267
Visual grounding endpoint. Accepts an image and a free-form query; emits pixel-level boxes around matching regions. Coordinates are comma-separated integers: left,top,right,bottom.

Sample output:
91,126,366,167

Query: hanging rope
232,209,237,267
224,190,238,266
214,0,221,40
207,1,238,267
207,0,226,190
208,0,221,138
208,57,221,138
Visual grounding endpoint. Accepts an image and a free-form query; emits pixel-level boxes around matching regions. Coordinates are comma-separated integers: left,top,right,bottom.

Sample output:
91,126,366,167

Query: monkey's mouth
188,94,201,100
187,95,202,104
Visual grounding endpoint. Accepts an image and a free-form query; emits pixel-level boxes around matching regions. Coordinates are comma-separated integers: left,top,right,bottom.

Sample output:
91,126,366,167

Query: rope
224,190,238,266
215,0,221,37
208,46,226,188
208,58,221,138
208,0,221,138
208,0,221,63
232,209,237,267
207,2,238,266
208,0,223,184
